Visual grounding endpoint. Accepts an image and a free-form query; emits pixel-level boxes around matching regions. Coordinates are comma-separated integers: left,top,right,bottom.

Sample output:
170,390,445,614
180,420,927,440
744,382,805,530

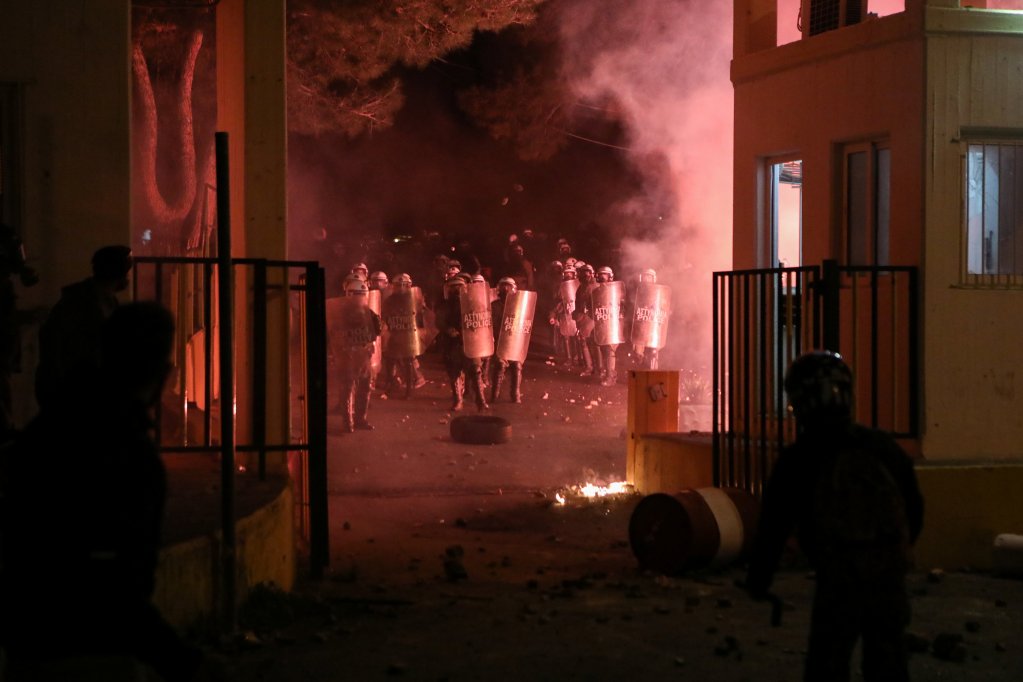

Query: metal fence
712,260,919,495
133,256,329,580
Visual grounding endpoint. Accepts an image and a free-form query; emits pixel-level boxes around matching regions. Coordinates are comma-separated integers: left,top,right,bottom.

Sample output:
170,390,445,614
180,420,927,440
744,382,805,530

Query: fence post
304,264,329,579
821,259,840,352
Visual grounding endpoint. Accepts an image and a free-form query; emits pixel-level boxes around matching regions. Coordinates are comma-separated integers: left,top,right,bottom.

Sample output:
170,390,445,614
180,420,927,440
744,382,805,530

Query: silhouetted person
744,351,924,682
0,223,39,441
1,302,217,681
35,245,133,409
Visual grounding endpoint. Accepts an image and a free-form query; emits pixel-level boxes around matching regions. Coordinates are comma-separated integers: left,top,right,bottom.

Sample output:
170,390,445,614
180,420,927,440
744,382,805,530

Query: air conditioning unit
801,0,866,37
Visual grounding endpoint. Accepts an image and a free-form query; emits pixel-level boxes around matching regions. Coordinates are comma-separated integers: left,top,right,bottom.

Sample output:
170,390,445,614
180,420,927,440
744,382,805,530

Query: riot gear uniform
585,267,623,386
630,269,670,370
548,266,580,368
329,278,381,431
380,273,424,399
574,264,600,377
489,277,534,403
439,275,489,411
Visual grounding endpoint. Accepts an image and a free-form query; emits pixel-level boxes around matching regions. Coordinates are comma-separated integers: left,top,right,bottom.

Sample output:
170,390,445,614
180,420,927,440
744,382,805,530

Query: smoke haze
554,0,734,375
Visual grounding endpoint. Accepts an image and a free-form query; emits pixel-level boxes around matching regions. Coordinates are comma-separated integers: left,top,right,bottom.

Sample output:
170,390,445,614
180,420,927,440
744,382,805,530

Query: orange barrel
628,487,760,575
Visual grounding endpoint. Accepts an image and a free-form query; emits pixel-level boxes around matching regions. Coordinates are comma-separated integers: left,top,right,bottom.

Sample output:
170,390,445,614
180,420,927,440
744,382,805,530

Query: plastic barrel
628,487,760,574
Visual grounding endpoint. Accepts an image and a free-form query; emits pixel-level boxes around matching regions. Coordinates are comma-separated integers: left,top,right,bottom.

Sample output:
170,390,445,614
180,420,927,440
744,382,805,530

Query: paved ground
169,349,1023,681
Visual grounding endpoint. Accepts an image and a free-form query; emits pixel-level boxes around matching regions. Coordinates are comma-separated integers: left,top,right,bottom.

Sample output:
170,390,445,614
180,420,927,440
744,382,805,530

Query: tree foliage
286,0,545,137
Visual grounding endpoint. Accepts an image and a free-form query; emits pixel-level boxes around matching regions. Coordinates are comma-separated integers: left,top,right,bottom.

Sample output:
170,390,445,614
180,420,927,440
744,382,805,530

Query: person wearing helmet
368,271,389,291
630,268,666,370
548,265,580,368
573,264,600,377
744,351,923,682
439,274,488,411
350,262,369,280
336,277,382,431
582,266,621,386
489,277,524,403
380,273,423,398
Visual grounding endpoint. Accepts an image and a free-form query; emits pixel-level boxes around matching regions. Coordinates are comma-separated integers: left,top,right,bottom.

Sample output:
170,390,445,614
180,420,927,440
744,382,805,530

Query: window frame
960,137,1023,289
840,139,890,267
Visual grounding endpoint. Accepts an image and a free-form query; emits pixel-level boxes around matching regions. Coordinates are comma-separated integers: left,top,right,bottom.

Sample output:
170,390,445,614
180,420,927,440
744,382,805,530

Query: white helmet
344,278,369,296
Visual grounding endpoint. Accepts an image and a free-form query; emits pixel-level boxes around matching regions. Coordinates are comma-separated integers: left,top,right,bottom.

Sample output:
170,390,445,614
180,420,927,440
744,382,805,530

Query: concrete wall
922,6,1023,459
914,462,1023,570
153,481,296,631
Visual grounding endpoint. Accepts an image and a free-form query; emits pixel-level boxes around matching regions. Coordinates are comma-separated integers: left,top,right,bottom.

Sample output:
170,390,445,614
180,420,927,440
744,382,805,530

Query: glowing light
555,481,633,506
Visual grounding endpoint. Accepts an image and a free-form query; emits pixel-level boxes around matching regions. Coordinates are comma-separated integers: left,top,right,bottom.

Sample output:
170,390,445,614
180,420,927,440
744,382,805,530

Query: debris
542,392,549,400
342,521,351,531
927,568,946,583
454,518,468,528
716,597,733,609
674,657,686,667
964,621,981,633
905,632,930,653
933,633,967,662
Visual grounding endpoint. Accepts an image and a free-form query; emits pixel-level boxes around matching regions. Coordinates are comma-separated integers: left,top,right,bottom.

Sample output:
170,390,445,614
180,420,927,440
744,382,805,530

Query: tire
449,415,512,445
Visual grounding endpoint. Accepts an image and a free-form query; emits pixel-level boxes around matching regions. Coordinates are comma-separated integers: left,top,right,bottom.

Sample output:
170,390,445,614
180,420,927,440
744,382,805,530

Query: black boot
450,375,464,411
510,364,522,403
490,365,505,403
354,377,373,430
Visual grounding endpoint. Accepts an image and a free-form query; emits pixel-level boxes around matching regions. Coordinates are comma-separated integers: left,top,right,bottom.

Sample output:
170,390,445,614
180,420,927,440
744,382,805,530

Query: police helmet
578,263,594,274
351,262,368,276
344,278,369,296
497,277,516,287
640,268,657,282
370,270,389,285
471,273,486,284
596,266,614,280
784,351,854,421
394,273,413,287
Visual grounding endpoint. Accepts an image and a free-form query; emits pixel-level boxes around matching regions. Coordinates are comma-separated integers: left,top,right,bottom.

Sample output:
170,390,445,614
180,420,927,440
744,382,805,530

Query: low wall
914,462,1023,571
630,433,714,494
152,482,296,631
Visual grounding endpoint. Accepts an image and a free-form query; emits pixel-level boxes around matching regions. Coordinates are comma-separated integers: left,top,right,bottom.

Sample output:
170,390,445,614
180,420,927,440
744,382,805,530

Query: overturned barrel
628,487,760,575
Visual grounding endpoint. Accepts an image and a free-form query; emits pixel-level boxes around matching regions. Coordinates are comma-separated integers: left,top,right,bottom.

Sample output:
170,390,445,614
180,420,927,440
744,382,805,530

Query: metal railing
133,256,329,580
712,260,919,495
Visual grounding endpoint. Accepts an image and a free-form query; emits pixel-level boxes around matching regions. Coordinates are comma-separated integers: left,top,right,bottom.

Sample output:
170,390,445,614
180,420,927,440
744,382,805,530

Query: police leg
490,357,507,403
860,578,910,682
646,348,659,370
403,358,417,399
340,369,356,433
412,356,426,389
509,361,523,403
354,368,373,430
579,334,594,376
803,582,861,682
601,344,618,386
467,357,488,411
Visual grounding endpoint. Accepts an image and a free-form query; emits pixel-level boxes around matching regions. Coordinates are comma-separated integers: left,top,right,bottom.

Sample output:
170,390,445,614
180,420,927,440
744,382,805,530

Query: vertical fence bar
214,132,237,632
304,264,329,579
204,262,213,445
726,275,736,487
870,269,880,428
756,272,767,494
740,274,751,490
712,273,721,487
253,262,268,480
822,259,840,352
908,267,920,436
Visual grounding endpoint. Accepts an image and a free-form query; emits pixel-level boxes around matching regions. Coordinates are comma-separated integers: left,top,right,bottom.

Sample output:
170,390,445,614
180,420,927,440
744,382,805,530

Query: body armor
557,279,580,337
459,281,495,359
496,290,537,363
630,283,671,350
592,280,625,346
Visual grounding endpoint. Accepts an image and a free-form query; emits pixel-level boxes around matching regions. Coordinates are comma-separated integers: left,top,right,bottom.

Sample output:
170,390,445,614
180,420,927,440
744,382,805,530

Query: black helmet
784,351,853,421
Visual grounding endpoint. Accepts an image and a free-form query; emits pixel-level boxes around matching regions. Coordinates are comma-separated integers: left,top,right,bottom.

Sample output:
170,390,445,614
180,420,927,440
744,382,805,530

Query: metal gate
712,260,919,495
133,256,329,582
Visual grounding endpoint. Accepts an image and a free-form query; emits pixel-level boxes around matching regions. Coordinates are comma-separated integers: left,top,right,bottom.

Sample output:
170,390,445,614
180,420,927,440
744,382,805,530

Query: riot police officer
380,273,423,399
575,264,600,377
335,278,382,431
630,268,670,370
490,278,522,402
585,266,624,386
439,274,488,411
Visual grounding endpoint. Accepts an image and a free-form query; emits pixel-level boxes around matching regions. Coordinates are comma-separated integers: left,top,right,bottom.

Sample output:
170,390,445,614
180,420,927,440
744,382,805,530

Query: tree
286,0,545,137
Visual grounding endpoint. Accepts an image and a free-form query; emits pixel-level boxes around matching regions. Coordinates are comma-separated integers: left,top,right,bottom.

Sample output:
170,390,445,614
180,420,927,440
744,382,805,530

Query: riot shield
367,289,382,373
592,280,625,346
558,279,580,337
326,297,378,371
381,289,423,358
630,283,671,350
459,281,495,359
496,290,537,363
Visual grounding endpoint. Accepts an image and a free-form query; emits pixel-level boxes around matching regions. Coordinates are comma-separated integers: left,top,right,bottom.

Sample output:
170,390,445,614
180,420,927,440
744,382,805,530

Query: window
843,142,890,266
766,159,803,268
965,143,1023,281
